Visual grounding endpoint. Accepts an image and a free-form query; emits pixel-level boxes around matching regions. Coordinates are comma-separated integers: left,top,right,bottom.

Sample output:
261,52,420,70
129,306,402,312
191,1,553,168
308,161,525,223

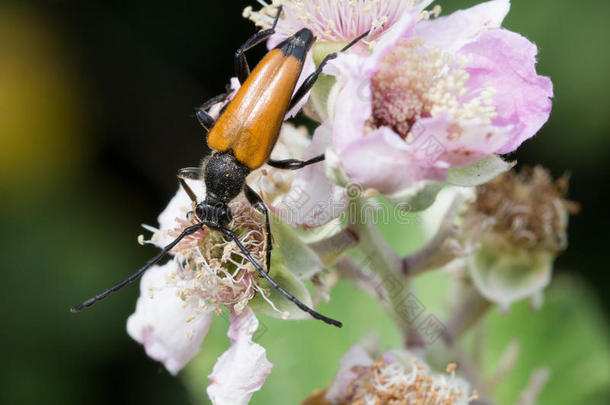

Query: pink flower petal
412,114,511,167
458,29,553,153
415,0,510,52
207,307,273,405
329,71,373,154
336,126,446,194
126,262,212,375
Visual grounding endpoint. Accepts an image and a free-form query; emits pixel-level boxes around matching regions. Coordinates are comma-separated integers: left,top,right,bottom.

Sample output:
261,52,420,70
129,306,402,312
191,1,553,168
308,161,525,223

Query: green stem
307,228,359,266
443,280,492,346
345,197,411,337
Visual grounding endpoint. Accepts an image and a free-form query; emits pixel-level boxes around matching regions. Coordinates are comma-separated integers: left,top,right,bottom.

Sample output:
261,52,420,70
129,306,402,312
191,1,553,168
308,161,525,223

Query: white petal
325,344,374,403
207,307,273,405
126,261,212,375
155,180,205,247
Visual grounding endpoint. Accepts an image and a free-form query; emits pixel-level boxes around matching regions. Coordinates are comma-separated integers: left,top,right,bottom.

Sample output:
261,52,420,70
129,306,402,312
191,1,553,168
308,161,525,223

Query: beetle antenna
340,29,371,53
70,222,205,313
219,226,343,328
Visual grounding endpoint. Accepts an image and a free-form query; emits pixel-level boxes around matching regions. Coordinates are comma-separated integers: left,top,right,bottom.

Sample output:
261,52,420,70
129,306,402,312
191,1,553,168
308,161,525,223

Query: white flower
245,0,434,42
127,180,273,402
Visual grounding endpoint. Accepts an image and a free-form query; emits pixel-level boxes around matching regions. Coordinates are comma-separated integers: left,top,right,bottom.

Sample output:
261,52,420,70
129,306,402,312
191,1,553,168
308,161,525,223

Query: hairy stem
308,227,359,266
443,281,492,346
344,197,412,337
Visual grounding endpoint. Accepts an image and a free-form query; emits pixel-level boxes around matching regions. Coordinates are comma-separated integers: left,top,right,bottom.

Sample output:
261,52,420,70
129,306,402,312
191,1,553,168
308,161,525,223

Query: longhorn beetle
71,7,369,327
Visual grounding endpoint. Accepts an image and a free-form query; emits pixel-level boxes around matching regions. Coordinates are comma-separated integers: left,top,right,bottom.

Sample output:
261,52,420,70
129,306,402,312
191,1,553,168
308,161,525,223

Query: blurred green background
0,0,608,404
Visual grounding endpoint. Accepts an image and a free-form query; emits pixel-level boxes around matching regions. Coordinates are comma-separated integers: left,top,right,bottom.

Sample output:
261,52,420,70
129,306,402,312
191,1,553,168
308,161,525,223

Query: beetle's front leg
244,185,272,272
177,167,202,204
267,154,325,170
234,6,283,84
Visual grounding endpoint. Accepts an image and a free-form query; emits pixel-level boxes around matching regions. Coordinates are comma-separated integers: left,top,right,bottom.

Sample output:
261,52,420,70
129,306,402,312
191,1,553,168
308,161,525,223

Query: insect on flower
70,6,369,327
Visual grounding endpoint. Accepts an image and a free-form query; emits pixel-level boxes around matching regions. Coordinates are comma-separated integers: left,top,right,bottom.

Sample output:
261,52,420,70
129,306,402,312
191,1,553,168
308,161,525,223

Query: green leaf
447,155,515,187
308,42,345,121
385,180,445,212
271,217,324,280
249,263,314,321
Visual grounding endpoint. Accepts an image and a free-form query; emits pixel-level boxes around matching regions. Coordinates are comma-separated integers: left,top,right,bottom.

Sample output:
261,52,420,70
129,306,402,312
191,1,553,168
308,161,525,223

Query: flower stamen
370,38,498,139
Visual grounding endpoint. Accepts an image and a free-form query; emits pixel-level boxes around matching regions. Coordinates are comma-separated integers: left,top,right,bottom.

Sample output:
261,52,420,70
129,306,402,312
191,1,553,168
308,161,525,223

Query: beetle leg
288,29,370,112
177,167,202,203
244,185,272,272
195,90,234,131
267,154,325,170
199,90,232,110
219,225,342,327
235,6,283,84
195,109,216,131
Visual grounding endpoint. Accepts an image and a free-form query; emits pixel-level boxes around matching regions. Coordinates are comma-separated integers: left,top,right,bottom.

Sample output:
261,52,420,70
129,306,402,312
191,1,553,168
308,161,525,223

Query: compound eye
195,204,205,221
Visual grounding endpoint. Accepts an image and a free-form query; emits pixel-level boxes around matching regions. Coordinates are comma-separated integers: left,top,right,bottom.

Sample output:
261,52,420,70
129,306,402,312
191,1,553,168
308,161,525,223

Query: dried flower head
466,166,578,253
459,166,578,309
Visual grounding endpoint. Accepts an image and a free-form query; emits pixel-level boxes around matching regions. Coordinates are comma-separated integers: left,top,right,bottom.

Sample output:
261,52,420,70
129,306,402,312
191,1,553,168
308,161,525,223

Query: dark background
1,0,608,404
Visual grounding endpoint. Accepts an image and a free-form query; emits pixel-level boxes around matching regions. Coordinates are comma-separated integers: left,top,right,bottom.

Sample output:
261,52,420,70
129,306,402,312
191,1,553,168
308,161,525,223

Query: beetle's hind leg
235,6,283,84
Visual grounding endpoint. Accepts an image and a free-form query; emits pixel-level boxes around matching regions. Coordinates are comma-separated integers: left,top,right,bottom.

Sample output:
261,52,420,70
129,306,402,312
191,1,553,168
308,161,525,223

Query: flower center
346,357,476,405
369,38,498,138
245,0,434,41
155,200,268,315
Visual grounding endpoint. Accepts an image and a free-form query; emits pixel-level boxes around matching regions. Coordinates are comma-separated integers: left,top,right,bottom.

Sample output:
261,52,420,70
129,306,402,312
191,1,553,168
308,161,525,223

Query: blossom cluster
123,1,567,405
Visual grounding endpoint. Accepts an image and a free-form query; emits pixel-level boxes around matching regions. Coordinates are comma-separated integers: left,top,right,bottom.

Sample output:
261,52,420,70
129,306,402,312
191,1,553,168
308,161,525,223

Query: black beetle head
195,200,232,227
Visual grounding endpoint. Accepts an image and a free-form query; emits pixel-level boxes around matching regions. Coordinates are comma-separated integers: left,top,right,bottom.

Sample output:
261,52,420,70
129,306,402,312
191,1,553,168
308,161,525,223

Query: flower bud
465,166,578,309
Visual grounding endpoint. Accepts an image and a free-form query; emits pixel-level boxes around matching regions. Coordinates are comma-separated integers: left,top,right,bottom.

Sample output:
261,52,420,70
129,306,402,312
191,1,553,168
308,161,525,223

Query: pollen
370,38,498,139
153,198,272,318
